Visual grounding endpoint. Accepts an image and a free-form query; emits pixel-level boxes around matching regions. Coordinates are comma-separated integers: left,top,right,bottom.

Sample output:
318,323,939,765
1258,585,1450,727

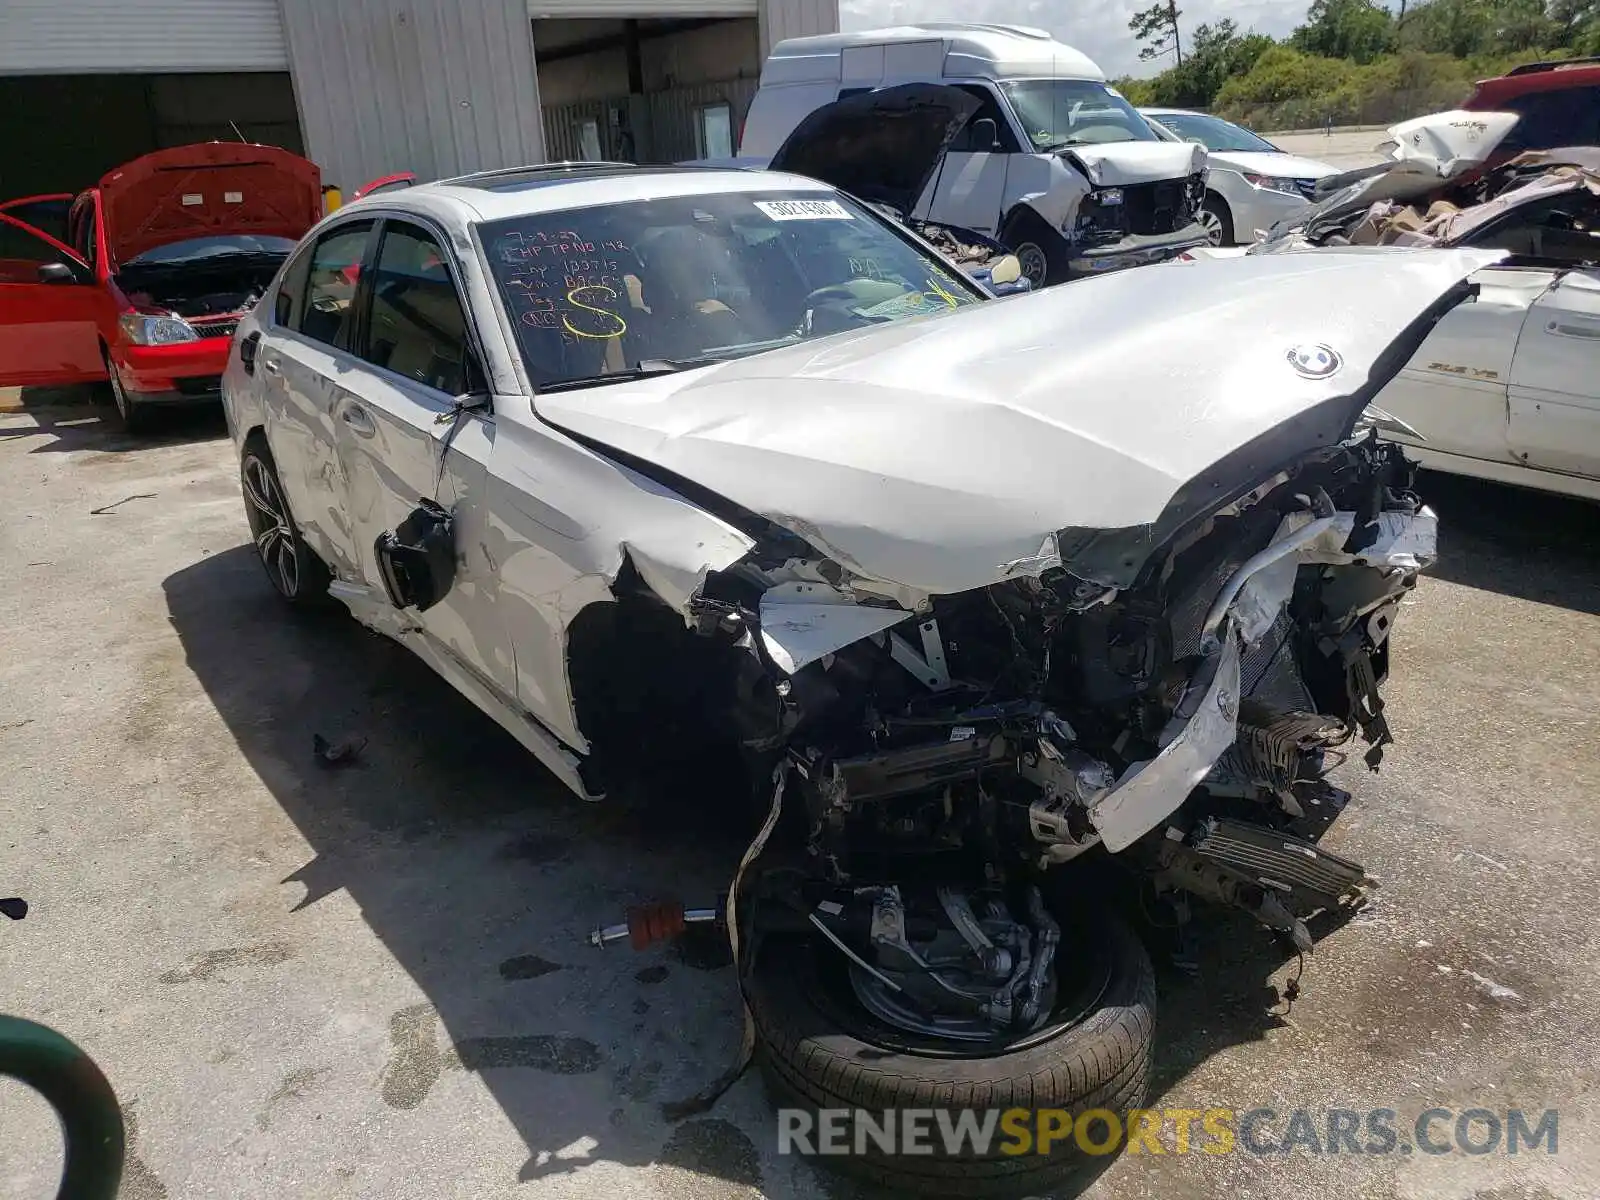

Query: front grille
174,375,223,397
191,319,239,341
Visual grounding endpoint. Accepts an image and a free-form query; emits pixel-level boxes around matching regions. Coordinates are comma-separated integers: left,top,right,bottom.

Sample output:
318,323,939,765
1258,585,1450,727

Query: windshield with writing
1001,80,1159,149
480,190,985,391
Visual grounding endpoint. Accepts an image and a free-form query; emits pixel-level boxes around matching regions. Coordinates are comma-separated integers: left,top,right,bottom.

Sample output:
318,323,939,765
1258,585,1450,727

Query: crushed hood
767,84,980,217
99,142,322,266
1383,109,1521,176
1063,140,1206,185
538,248,1504,597
1262,110,1521,245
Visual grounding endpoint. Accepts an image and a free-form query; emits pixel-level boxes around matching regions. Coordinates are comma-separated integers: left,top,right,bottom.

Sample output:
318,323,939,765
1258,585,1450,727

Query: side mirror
988,255,1023,286
37,262,79,285
970,118,1001,152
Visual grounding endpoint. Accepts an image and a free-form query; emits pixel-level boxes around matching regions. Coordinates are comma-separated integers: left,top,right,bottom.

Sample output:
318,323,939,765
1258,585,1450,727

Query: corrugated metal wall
757,0,836,55
279,0,545,191
0,0,287,74
542,77,756,162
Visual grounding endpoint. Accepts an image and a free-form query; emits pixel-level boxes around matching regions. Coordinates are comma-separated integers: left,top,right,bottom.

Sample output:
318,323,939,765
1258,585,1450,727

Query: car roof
1470,58,1600,105
341,163,836,225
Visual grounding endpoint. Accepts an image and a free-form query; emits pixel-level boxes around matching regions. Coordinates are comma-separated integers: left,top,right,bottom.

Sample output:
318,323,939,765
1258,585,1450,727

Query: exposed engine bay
614,432,1433,1042
116,254,285,330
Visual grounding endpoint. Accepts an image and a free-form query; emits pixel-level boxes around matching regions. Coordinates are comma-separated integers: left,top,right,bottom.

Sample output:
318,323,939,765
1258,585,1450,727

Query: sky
837,0,1318,78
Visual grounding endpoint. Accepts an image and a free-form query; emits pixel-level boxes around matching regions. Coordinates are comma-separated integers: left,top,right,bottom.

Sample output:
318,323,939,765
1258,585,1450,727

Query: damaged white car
222,161,1492,1195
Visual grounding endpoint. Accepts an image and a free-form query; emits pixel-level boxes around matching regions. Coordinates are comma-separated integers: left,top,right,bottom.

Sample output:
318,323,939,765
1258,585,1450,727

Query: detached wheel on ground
1198,192,1235,247
102,351,152,434
240,436,331,606
1000,208,1069,289
748,907,1155,1198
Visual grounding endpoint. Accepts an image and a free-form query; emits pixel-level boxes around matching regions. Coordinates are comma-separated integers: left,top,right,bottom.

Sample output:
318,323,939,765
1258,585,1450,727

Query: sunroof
445,163,712,193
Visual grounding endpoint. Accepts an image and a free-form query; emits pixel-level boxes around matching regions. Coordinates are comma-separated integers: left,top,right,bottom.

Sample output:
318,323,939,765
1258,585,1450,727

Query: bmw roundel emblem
1286,343,1343,379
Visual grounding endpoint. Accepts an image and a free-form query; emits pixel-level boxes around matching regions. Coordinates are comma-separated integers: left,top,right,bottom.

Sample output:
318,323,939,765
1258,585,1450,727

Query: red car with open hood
0,142,320,430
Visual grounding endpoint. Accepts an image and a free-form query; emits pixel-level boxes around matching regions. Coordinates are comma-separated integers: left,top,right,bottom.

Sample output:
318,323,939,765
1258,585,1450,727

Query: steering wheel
803,283,867,308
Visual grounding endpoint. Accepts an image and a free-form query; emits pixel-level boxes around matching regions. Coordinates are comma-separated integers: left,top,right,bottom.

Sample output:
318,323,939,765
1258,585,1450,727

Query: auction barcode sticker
754,199,854,221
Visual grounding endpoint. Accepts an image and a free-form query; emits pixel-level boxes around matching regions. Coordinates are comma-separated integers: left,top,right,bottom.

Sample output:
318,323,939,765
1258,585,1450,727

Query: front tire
1000,208,1069,289
1198,192,1235,247
749,908,1155,1197
240,436,331,606
103,352,152,434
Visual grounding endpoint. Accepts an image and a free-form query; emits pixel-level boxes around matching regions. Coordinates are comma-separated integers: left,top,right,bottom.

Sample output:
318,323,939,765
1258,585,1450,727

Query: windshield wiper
537,356,722,394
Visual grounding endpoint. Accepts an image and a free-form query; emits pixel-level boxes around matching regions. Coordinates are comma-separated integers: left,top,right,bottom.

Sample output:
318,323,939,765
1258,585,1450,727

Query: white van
738,23,1211,286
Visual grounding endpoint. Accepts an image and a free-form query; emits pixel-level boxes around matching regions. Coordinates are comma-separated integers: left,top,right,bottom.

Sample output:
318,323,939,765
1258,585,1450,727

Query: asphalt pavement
1,402,1596,1200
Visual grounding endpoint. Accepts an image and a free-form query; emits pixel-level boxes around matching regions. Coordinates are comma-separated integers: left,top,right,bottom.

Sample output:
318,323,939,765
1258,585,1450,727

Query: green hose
0,1015,124,1200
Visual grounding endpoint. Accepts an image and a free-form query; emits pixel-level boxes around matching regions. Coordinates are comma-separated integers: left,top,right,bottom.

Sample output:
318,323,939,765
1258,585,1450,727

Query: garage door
528,0,755,16
0,0,288,74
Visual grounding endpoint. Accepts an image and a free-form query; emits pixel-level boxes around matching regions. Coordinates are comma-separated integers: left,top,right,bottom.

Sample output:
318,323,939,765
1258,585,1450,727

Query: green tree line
1113,0,1600,131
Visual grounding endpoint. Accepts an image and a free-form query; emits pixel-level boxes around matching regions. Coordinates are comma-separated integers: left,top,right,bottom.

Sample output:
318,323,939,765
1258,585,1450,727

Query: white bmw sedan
222,159,1488,1196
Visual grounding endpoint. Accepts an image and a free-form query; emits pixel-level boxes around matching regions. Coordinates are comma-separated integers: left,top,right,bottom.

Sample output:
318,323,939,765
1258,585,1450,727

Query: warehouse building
0,0,837,197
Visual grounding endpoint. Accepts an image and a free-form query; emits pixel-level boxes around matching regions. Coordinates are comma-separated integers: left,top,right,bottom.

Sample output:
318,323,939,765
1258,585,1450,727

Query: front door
1508,267,1600,478
914,84,1019,235
0,208,108,388
333,217,515,698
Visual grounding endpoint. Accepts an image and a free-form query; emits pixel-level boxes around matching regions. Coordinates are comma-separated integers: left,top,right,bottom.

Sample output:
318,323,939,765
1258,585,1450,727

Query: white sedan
1183,109,1600,502
1143,107,1339,245
221,160,1479,1196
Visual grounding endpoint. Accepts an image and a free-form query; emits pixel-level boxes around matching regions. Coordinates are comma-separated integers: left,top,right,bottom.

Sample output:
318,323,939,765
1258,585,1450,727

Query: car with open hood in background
221,155,1498,1194
0,142,321,431
735,23,1211,287
1141,107,1339,245
1183,109,1600,502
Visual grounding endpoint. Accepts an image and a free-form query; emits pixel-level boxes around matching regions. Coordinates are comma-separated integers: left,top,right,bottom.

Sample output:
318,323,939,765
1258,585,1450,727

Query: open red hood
98,142,321,266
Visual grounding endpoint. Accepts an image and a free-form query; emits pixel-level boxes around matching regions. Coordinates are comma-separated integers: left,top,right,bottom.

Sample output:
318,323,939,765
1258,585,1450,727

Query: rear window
479,188,984,391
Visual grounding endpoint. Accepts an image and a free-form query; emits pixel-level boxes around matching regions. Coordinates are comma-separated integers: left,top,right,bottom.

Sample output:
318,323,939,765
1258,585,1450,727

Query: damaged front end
661,431,1429,1037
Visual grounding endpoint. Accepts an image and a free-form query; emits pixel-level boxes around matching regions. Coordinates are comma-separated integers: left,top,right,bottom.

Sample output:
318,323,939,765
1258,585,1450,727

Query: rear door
254,218,377,576
1507,267,1600,477
0,200,108,387
335,216,514,697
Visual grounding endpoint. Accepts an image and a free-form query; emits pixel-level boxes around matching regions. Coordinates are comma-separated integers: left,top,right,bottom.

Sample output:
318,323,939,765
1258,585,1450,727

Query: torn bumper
1068,222,1211,275
1090,634,1243,852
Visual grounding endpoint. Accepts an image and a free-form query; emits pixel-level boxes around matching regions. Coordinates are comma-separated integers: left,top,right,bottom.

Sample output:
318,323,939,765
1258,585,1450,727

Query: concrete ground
1,400,1597,1200
1271,128,1392,171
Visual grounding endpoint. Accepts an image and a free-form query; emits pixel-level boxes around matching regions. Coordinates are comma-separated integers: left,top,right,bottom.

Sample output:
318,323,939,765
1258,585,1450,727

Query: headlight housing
1242,173,1302,196
119,313,199,345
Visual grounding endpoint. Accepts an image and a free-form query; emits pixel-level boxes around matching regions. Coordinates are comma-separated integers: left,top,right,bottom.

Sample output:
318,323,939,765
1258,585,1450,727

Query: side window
1504,87,1600,150
272,241,313,327
949,85,1020,153
359,222,472,395
296,221,374,348
0,219,70,283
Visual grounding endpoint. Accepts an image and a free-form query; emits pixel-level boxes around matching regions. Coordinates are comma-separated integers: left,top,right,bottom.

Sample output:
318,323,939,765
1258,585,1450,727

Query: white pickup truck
734,22,1210,287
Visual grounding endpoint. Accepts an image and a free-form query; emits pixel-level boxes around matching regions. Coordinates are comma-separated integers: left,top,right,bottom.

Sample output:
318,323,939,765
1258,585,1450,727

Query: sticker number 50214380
753,199,855,221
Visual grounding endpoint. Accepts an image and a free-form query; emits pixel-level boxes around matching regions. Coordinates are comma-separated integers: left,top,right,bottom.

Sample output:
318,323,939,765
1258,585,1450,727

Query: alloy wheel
1198,207,1226,247
242,454,300,599
1014,241,1049,288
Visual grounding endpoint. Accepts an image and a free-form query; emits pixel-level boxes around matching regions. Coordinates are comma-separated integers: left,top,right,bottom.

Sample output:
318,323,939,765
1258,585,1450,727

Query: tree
1130,1,1184,66
1291,0,1397,63
1149,19,1276,107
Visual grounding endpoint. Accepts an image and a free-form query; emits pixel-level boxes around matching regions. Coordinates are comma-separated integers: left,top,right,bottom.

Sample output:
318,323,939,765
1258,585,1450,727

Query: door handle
339,400,377,438
1548,320,1600,339
260,355,281,376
